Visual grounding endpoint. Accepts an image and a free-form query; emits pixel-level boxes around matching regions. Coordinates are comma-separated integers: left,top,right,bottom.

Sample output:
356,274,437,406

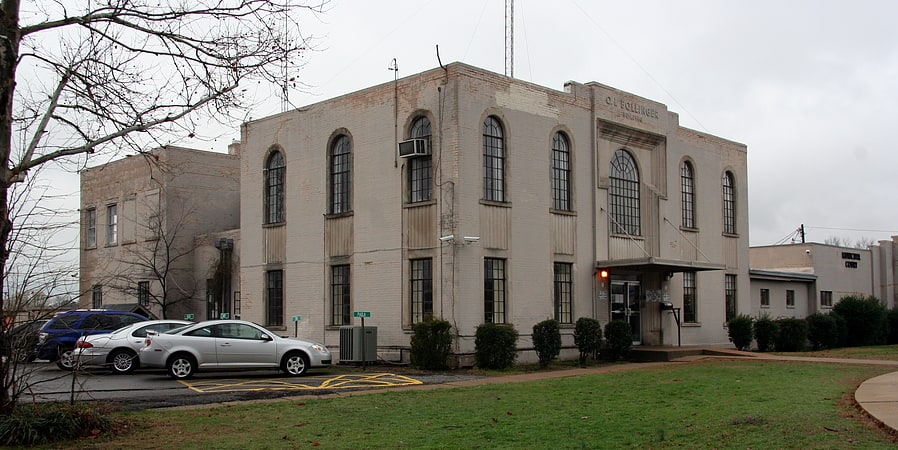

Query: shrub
474,323,518,370
410,319,453,370
889,307,898,345
753,315,778,352
603,320,632,361
573,317,602,366
774,318,808,352
832,295,888,346
726,314,754,351
806,313,844,350
0,403,119,446
532,319,561,368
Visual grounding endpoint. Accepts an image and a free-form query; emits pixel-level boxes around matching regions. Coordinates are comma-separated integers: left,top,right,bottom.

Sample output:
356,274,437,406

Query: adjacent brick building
79,146,240,319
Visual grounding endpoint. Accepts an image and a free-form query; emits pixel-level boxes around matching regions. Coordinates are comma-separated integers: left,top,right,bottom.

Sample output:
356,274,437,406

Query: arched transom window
264,150,285,224
408,116,433,202
609,149,640,236
551,132,571,211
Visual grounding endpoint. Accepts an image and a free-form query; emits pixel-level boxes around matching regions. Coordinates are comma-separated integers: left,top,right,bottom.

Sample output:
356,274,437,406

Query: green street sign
219,313,230,319
184,313,195,320
353,311,371,318
292,315,302,322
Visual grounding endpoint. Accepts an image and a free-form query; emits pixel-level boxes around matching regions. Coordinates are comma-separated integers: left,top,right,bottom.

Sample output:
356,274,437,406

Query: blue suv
36,310,147,370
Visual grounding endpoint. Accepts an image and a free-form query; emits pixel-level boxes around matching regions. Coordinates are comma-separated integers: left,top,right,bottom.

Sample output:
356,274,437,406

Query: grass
70,359,897,449
775,344,898,361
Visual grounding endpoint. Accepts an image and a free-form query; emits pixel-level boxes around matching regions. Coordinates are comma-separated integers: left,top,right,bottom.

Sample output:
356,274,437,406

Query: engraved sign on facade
605,96,660,123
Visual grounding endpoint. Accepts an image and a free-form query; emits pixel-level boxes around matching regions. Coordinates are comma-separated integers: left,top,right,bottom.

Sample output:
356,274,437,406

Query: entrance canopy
596,257,725,275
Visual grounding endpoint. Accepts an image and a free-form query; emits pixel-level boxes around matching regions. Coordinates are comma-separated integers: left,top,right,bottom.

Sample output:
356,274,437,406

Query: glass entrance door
610,281,642,345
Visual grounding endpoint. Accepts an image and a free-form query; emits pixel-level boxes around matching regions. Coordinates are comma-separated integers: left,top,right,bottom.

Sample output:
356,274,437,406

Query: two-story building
230,63,749,361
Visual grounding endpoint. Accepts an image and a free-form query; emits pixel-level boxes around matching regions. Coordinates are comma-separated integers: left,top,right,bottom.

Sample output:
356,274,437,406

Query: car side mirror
260,334,273,341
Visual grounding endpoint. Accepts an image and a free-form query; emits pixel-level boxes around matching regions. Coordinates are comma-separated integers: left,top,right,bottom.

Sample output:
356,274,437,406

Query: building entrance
610,280,642,345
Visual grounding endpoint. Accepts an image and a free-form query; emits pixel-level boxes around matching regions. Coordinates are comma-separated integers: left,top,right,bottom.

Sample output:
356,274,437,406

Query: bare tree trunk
0,0,20,416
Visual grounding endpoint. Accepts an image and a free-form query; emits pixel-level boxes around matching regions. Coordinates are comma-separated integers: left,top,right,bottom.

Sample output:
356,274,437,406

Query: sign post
292,315,302,337
353,311,371,369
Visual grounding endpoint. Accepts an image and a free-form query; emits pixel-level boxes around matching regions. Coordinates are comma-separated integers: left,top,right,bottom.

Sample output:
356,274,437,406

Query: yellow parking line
179,373,424,394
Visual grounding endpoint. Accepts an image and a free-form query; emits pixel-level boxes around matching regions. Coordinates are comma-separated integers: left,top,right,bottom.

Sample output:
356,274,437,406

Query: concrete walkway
854,370,898,434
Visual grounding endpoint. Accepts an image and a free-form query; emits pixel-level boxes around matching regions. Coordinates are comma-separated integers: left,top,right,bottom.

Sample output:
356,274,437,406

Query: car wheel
109,349,138,374
56,347,75,371
282,352,309,376
167,353,196,379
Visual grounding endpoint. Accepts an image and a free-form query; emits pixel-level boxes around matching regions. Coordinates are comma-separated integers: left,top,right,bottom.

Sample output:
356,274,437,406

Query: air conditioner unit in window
398,138,430,158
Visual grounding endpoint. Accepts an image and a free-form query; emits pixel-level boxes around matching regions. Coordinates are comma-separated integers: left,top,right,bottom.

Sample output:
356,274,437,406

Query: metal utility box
338,325,377,364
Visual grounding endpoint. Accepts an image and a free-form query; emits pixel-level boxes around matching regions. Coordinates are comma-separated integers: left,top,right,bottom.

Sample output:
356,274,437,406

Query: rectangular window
760,288,770,307
91,285,102,309
409,157,433,202
138,281,150,307
484,258,507,324
786,289,795,308
725,274,737,322
410,259,433,323
266,270,284,327
106,204,118,245
820,290,833,308
331,265,351,325
553,263,573,324
683,272,697,323
85,208,97,248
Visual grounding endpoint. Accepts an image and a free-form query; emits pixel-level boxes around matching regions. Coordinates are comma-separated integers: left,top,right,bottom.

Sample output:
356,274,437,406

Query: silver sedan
75,320,192,374
139,319,332,379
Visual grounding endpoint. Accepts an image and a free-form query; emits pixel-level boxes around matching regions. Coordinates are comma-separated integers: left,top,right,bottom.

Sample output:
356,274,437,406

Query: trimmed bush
889,307,898,345
806,313,844,350
832,295,888,347
532,319,561,368
474,323,518,370
603,320,632,361
774,318,808,352
410,319,453,370
753,315,778,352
573,317,602,366
726,314,754,351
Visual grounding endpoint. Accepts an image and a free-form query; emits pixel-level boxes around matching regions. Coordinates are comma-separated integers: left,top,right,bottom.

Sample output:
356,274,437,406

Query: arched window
264,150,285,224
609,149,640,235
329,135,352,214
722,171,736,234
551,132,571,211
681,161,695,228
482,116,506,202
408,117,433,202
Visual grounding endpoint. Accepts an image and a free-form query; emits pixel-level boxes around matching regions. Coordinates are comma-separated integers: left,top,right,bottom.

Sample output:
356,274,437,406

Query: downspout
590,87,598,320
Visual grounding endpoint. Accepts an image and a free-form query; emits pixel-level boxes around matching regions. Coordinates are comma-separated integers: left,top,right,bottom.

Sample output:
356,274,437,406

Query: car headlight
311,344,327,353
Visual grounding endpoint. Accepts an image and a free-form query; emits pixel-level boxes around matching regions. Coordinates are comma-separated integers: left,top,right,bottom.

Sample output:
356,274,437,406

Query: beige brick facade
235,63,750,360
79,146,240,319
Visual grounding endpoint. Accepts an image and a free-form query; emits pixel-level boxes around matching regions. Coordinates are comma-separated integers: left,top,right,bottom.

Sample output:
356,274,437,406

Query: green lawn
80,360,897,449
776,344,898,361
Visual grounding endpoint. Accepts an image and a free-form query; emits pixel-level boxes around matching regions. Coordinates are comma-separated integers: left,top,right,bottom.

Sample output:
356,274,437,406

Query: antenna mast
505,0,514,77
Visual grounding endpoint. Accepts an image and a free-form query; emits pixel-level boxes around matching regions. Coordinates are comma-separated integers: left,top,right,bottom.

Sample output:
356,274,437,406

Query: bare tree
107,197,199,319
2,165,77,410
0,0,326,414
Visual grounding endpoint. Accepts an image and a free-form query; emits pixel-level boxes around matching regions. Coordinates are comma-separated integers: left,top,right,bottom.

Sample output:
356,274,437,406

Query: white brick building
231,63,750,360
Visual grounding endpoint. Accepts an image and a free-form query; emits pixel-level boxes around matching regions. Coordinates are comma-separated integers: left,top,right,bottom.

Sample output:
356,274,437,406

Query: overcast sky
65,0,898,250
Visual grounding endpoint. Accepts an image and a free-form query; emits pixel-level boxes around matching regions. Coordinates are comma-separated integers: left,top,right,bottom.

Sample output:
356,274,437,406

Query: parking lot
15,362,481,410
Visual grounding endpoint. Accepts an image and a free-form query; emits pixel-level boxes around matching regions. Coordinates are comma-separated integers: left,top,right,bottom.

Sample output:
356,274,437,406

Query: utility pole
505,0,514,77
